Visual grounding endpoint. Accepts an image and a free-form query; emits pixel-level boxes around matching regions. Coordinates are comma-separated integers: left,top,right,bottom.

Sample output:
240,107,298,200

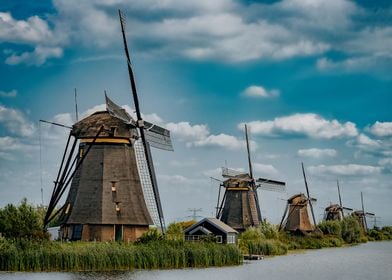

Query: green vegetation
0,201,391,271
0,199,48,240
0,238,242,271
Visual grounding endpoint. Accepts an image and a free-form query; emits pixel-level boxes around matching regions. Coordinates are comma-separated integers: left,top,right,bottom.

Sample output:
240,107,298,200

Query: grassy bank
0,239,242,272
238,219,392,257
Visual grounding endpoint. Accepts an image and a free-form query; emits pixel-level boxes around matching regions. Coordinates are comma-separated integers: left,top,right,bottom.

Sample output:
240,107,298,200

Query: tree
0,199,46,239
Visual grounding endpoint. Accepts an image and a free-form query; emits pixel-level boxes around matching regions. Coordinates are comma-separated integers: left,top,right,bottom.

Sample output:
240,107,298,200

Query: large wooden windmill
279,163,317,234
215,125,286,232
324,180,353,221
43,10,173,241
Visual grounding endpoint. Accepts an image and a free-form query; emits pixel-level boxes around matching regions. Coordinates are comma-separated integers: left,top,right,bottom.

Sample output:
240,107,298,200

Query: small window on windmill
115,202,120,212
111,181,117,192
109,126,117,137
65,203,71,214
79,148,84,158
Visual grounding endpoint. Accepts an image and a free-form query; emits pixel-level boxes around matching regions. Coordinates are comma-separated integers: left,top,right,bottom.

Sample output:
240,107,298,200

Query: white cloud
5,46,63,66
241,113,358,139
0,12,54,44
0,136,35,152
0,89,17,98
298,148,337,158
0,105,35,137
190,133,247,150
0,12,63,65
308,164,382,176
166,122,209,141
253,163,279,176
368,121,392,137
242,85,279,98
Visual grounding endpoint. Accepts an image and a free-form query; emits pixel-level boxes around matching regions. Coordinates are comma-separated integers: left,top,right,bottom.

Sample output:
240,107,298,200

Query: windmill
215,124,286,232
279,163,317,234
324,180,353,221
43,10,173,241
352,192,375,233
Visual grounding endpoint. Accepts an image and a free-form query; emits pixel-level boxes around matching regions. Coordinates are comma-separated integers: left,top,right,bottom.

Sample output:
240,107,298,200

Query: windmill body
279,163,316,234
219,173,261,232
282,193,314,233
324,204,344,221
59,111,153,241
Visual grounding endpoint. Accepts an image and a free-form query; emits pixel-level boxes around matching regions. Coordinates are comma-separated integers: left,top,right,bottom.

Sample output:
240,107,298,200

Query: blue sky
0,0,391,227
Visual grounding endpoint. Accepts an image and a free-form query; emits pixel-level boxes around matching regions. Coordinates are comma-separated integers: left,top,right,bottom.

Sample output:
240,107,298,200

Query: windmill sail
144,121,173,151
119,9,169,232
105,93,134,124
256,177,286,192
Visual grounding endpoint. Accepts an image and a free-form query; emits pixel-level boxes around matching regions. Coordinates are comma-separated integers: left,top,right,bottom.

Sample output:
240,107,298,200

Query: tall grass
0,239,242,272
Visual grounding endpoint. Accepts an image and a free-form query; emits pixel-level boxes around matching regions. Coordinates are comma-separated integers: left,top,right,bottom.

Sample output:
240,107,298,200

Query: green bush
165,223,184,241
318,220,342,236
258,221,279,239
341,216,362,243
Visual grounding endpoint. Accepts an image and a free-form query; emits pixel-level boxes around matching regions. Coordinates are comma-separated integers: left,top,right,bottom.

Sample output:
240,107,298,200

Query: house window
227,234,236,244
216,235,223,243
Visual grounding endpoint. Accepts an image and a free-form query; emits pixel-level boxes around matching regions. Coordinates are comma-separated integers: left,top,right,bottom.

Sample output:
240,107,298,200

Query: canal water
1,241,391,280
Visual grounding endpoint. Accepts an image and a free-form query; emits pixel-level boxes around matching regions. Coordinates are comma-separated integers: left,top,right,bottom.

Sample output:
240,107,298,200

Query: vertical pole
361,192,368,232
302,162,317,227
74,88,79,122
245,124,253,179
337,180,344,218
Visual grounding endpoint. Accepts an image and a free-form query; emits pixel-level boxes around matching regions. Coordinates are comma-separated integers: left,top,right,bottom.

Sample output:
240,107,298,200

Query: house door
115,224,123,241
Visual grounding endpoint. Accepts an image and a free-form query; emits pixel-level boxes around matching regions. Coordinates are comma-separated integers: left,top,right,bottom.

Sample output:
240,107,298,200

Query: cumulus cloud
0,89,17,98
0,12,54,44
191,133,247,150
298,148,337,158
308,164,382,176
242,85,280,98
0,105,35,137
2,0,390,68
0,12,63,65
5,46,63,66
166,121,252,150
368,121,392,137
241,113,358,139
253,163,279,176
166,122,209,142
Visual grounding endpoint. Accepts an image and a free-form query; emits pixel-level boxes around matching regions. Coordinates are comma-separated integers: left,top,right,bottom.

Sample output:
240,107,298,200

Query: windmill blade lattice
256,177,286,192
134,140,162,228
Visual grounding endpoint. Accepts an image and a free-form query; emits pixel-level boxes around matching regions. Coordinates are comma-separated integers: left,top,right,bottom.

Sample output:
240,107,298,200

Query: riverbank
0,239,242,272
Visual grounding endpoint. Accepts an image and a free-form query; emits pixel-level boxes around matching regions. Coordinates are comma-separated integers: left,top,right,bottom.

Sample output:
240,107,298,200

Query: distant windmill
279,163,317,234
215,124,286,232
324,180,353,221
352,192,375,233
43,10,173,241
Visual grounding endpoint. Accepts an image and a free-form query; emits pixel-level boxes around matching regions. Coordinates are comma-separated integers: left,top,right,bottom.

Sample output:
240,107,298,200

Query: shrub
259,221,279,239
341,216,362,243
135,228,163,244
165,223,184,241
318,220,342,236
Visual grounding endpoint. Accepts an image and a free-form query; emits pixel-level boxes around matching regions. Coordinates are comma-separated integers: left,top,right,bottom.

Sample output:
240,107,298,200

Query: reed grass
0,239,242,272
